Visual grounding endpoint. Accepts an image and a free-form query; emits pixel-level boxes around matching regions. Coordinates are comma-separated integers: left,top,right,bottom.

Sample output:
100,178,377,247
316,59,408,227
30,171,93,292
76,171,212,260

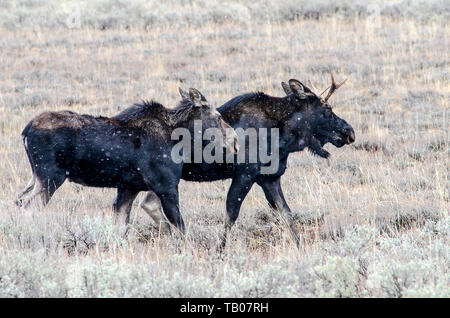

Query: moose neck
167,100,199,129
217,92,315,159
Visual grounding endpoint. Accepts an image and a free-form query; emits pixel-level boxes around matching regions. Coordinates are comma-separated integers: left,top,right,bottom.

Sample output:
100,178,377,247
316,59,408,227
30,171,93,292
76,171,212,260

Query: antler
307,80,331,98
323,71,347,102
307,80,322,97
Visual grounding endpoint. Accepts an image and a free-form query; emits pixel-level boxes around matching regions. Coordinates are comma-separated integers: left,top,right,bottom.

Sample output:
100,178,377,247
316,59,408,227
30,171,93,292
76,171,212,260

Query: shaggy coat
142,79,355,249
17,89,238,232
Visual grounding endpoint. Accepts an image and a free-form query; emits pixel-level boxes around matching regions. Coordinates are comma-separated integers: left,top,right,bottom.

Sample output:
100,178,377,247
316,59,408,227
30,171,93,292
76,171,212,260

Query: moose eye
324,108,332,117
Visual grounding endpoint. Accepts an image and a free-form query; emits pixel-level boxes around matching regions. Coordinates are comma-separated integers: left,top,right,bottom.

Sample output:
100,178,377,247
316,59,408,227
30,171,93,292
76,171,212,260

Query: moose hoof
14,198,24,208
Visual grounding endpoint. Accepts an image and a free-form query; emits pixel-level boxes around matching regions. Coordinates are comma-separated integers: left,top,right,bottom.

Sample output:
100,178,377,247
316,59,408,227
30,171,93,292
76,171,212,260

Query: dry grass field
0,1,448,297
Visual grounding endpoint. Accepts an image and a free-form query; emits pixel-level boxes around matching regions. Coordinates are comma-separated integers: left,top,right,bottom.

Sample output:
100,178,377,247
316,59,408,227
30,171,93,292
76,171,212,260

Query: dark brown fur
31,111,119,130
142,80,355,251
17,89,238,237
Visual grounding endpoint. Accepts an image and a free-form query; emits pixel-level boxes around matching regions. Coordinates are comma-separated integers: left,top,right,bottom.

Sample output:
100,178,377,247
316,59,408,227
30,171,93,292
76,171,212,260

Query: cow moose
141,72,355,251
16,88,239,234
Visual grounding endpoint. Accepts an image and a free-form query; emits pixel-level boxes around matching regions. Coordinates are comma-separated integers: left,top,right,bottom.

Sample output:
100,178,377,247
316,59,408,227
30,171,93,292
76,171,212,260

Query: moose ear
188,88,208,107
288,79,308,98
178,87,190,100
281,82,292,95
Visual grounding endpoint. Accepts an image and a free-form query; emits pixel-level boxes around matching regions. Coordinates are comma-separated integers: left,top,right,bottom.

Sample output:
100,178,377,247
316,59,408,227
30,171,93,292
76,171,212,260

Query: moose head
178,87,239,157
281,72,355,158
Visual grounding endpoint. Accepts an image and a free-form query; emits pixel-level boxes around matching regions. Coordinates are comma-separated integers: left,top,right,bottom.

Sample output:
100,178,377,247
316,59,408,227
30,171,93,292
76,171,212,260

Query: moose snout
345,127,355,144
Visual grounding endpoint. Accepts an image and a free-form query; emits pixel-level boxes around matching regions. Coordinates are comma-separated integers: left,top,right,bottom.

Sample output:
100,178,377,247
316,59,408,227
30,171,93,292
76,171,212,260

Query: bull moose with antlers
141,72,355,250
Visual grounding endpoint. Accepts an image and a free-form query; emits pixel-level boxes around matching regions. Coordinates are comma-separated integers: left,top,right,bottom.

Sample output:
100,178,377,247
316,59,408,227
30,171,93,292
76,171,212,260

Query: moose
16,88,239,233
141,72,355,250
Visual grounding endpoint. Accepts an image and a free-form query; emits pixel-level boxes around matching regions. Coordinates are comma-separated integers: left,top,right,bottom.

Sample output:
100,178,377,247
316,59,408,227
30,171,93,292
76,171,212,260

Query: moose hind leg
257,177,300,248
22,172,66,209
141,191,170,234
15,175,36,207
113,188,139,236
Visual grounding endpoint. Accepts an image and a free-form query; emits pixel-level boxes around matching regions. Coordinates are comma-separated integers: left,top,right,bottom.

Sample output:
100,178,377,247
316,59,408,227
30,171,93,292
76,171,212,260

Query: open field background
0,0,448,297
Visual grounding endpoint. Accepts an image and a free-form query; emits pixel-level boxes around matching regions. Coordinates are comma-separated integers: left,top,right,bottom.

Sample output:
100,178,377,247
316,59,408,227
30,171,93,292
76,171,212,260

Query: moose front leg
141,191,171,234
257,176,300,248
154,187,185,234
219,175,254,253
